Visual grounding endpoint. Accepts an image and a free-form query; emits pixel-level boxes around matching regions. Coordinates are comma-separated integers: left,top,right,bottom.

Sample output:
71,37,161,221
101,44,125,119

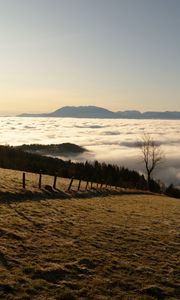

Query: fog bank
0,117,179,186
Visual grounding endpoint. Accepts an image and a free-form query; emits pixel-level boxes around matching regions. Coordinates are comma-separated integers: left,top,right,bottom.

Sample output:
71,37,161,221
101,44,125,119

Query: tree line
0,145,162,192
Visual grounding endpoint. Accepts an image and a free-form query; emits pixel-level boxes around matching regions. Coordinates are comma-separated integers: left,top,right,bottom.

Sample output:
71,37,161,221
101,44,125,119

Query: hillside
18,106,180,119
0,168,179,299
0,145,149,191
15,143,87,157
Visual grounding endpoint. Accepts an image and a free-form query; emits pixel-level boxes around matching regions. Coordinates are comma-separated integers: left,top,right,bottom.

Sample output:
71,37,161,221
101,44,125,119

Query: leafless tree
139,133,164,190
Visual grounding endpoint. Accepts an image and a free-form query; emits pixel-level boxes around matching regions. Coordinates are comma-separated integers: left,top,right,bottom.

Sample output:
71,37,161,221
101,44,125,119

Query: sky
0,0,180,115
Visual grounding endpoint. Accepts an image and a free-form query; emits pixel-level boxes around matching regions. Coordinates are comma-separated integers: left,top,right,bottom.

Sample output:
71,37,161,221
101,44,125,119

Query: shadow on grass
0,187,153,204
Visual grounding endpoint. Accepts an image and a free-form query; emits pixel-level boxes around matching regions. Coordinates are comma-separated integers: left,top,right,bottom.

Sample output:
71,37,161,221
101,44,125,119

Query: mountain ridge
18,105,180,119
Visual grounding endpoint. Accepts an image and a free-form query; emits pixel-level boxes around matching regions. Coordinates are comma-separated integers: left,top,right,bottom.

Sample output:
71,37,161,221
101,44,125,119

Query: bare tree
139,133,164,190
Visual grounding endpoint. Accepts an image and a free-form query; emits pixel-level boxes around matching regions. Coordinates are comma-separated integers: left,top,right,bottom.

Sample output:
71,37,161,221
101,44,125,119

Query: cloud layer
0,117,179,186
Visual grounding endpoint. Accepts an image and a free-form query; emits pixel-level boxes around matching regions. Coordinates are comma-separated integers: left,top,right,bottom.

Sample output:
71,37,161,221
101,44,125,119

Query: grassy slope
0,170,179,300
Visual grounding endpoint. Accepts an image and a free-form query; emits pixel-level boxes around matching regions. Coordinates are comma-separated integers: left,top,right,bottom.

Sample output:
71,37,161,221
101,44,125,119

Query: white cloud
0,117,179,186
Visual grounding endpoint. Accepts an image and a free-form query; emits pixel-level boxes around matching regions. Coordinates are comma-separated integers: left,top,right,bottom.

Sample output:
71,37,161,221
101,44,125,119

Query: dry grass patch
0,191,179,299
0,168,149,203
0,168,72,194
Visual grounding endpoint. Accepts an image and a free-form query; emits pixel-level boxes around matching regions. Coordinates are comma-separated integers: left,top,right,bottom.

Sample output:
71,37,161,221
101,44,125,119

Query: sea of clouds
0,117,179,186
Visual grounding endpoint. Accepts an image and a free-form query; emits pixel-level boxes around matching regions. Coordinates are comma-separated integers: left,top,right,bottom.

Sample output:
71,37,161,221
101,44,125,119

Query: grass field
0,169,179,299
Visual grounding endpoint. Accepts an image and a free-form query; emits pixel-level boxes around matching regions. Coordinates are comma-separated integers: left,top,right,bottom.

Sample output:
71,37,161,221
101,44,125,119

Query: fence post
85,181,89,190
22,172,26,189
53,174,57,189
100,182,103,189
39,172,42,189
68,177,74,191
78,179,81,191
91,182,93,189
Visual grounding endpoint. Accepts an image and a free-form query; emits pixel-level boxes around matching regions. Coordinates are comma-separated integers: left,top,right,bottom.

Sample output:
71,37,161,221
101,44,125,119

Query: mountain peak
50,105,114,118
18,106,180,119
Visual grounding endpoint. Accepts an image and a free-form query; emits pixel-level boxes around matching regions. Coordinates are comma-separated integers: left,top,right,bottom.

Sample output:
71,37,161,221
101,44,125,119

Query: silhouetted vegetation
166,184,180,199
0,145,161,191
139,133,164,191
15,143,86,157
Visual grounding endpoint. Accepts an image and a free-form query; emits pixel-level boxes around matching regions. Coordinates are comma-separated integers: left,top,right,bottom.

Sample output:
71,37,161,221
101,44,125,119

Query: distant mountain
50,106,115,118
115,110,142,118
19,106,114,118
18,106,180,119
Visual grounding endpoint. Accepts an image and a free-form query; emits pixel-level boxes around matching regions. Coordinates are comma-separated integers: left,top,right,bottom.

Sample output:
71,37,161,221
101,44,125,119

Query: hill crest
18,105,180,119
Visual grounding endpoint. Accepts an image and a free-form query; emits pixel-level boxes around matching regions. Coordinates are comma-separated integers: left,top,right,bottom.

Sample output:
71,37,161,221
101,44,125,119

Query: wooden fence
21,171,119,192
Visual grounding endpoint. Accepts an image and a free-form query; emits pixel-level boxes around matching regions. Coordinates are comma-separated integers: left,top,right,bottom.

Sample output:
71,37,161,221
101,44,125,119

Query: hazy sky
0,0,180,115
